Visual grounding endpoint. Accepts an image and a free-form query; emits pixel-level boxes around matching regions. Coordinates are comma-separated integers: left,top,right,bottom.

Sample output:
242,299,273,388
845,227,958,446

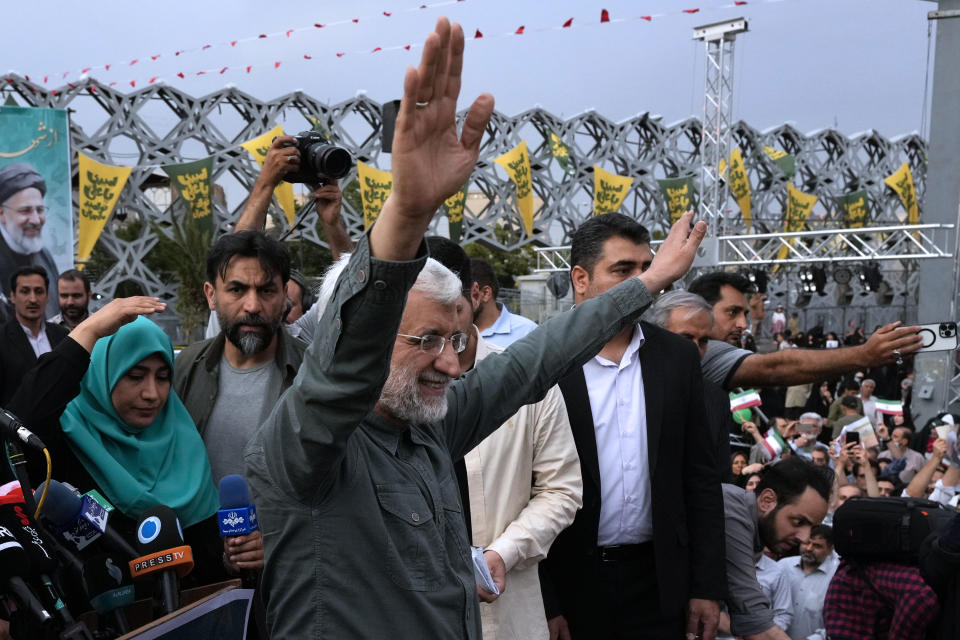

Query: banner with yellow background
593,165,633,215
240,125,297,226
776,183,818,263
884,162,919,226
77,153,131,263
494,141,535,235
357,162,393,229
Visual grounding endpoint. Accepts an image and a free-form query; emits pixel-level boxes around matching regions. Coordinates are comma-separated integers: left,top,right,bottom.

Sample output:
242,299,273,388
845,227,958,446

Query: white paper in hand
471,546,500,596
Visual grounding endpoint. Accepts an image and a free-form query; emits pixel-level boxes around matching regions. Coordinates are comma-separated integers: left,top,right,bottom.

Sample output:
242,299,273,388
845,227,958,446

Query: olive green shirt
245,234,655,639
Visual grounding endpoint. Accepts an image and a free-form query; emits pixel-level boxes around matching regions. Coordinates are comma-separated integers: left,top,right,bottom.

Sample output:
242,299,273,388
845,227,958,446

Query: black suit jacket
0,318,69,405
541,322,726,622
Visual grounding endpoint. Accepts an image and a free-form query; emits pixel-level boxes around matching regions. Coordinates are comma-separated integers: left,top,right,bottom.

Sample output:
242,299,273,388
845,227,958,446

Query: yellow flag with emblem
494,141,535,235
775,183,818,263
240,125,297,226
77,153,132,264
356,162,393,230
884,162,919,226
592,166,634,215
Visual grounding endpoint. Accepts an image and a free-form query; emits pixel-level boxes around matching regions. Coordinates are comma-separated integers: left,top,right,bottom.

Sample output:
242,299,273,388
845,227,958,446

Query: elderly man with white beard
243,17,707,640
0,163,60,317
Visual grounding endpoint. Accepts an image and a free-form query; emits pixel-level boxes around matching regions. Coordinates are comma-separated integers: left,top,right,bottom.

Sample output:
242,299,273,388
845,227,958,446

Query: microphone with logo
218,474,259,587
129,506,194,616
0,496,95,639
0,514,54,631
38,479,138,559
82,552,133,636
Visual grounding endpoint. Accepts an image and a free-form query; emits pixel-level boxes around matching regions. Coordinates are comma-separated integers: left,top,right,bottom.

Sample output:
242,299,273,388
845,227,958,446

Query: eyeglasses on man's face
397,332,468,355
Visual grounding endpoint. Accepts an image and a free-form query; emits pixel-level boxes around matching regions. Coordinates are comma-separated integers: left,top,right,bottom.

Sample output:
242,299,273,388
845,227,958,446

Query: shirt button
358,269,366,283
411,512,420,522
374,279,387,290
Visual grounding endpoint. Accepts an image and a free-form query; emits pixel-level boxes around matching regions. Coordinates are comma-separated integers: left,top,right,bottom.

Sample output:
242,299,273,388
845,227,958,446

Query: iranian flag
730,389,762,413
875,398,903,415
761,429,788,459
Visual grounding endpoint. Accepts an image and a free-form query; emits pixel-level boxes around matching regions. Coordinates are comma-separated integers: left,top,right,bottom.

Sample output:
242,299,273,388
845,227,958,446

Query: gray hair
315,253,461,319
799,412,824,427
646,290,714,329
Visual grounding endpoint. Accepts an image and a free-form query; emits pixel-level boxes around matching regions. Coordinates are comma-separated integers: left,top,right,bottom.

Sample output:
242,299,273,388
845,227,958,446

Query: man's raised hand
638,210,707,294
371,17,495,261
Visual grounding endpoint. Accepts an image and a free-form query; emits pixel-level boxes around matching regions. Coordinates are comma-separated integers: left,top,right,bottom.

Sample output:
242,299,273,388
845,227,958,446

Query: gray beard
378,359,449,424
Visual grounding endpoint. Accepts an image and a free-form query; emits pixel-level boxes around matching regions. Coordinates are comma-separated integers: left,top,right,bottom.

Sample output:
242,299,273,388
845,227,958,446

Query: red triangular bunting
130,59,138,65
304,54,312,59
384,11,391,16
352,18,359,23
641,15,652,21
81,67,92,74
202,45,211,50
562,18,573,28
274,61,281,68
683,8,700,13
231,40,237,46
515,26,525,34
259,34,267,38
336,52,344,57
475,29,483,38
315,23,325,28
149,77,157,83
219,67,228,74
404,45,411,50
177,72,185,78
151,55,159,60
246,66,252,72
286,29,294,37
372,47,382,52
601,9,610,22
129,80,135,87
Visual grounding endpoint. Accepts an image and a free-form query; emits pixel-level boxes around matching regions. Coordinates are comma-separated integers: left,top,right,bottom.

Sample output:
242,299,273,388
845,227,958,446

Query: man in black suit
0,265,68,404
540,214,725,640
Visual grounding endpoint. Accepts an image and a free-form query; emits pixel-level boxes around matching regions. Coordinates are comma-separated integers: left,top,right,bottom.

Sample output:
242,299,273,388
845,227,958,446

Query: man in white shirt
540,213,723,640
471,257,537,348
776,525,839,640
0,265,67,404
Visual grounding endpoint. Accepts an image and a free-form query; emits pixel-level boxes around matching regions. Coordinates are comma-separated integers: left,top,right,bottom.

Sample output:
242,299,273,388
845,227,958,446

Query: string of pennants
14,0,791,90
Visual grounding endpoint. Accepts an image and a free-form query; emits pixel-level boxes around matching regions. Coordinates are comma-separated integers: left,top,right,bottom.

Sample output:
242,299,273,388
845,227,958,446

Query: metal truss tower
694,18,748,239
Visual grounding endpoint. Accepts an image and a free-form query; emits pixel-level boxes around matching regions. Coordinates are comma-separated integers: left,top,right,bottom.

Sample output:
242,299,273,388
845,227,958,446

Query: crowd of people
2,16,959,640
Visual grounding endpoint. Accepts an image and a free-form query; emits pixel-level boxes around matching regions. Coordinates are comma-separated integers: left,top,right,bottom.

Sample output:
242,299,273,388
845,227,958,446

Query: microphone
0,407,46,450
81,553,133,635
38,479,137,558
0,502,94,639
129,506,194,615
0,517,54,629
218,474,259,537
219,474,260,588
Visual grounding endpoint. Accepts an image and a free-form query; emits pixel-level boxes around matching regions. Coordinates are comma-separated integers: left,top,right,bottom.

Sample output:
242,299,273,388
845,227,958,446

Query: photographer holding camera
236,134,353,260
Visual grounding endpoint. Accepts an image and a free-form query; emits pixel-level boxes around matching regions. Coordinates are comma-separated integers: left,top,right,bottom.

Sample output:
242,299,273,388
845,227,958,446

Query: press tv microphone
0,407,46,450
39,479,137,558
82,553,133,635
0,517,53,628
130,506,194,615
218,474,259,537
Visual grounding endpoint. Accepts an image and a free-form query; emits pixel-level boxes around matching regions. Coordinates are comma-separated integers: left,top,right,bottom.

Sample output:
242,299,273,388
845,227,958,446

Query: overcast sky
2,0,937,138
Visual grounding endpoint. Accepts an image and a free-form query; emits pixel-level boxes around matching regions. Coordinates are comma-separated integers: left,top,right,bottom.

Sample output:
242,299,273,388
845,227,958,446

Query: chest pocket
376,483,444,591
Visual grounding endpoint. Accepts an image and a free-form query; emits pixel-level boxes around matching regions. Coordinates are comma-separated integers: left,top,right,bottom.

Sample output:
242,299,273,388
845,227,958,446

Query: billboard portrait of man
0,106,73,317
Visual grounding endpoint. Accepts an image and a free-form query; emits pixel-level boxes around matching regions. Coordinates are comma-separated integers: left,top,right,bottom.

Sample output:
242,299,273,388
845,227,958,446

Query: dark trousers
566,542,684,640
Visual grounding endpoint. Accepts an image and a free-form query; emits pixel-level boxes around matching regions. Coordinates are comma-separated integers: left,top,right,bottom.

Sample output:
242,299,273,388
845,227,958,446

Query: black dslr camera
284,131,352,185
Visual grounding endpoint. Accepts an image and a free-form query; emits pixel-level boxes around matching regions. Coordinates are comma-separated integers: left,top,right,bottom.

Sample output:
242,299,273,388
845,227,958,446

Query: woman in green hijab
8,297,244,587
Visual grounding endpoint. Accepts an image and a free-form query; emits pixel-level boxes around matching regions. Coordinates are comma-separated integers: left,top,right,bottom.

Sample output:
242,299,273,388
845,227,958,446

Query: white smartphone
917,322,959,352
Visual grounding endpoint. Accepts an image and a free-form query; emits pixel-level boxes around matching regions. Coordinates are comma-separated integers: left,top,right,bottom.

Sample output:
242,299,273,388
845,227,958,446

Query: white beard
378,359,450,424
0,219,44,254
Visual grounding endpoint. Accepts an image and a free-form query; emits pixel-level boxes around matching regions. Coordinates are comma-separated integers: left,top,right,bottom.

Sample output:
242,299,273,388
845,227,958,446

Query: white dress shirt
583,324,652,546
20,321,51,358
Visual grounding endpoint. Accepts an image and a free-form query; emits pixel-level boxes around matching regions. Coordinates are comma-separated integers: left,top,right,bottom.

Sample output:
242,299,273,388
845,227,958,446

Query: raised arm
905,438,946,498
444,211,706,458
250,18,494,498
730,322,923,388
235,135,300,232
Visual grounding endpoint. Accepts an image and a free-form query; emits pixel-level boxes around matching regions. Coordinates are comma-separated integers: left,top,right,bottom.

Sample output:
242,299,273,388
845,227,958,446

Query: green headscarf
60,316,218,527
